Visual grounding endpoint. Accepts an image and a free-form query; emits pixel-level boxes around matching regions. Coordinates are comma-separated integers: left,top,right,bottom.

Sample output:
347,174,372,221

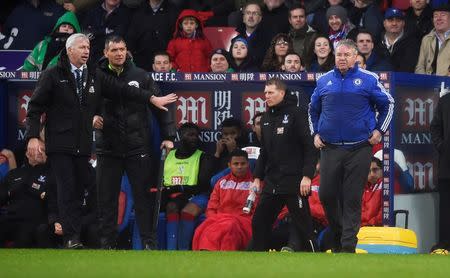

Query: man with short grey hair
26,33,176,249
309,39,394,253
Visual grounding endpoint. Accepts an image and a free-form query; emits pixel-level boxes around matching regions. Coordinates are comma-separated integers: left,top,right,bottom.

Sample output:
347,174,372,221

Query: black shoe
65,239,84,249
142,238,158,250
341,246,356,253
100,239,116,250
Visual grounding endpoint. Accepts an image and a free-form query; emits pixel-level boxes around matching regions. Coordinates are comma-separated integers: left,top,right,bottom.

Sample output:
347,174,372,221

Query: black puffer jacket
254,90,318,194
26,50,153,155
95,57,176,156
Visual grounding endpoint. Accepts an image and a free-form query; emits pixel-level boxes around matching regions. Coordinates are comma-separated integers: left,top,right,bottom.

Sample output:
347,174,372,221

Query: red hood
174,9,203,37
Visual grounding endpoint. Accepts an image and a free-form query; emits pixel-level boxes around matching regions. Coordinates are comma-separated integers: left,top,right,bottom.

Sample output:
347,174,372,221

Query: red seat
391,0,411,10
203,27,239,51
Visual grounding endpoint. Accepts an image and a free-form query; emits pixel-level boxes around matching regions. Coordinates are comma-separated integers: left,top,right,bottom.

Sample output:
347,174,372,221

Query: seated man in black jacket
0,139,52,248
162,122,215,250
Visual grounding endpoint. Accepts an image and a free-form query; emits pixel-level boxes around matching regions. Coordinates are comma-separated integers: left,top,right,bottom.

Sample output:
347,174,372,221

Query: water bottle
243,189,256,214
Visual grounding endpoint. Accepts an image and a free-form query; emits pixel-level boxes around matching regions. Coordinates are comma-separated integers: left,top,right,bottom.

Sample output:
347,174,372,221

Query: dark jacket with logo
254,91,317,194
95,57,176,156
25,50,154,156
0,163,53,222
431,92,450,181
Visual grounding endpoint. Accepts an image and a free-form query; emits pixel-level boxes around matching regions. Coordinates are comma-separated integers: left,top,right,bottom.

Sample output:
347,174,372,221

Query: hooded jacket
167,9,213,72
22,11,81,71
254,90,317,194
95,57,176,156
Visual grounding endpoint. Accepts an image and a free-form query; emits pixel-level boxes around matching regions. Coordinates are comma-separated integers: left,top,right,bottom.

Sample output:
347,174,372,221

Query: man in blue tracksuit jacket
309,39,394,253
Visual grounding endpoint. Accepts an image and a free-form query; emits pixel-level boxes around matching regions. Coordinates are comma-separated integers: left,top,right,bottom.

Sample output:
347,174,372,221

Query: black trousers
36,218,99,249
48,154,90,243
0,218,39,248
319,144,372,252
438,179,450,246
251,192,315,251
96,154,154,245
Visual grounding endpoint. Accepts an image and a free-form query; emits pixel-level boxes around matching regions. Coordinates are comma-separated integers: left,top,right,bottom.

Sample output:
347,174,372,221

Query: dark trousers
48,154,90,243
0,218,39,248
96,154,154,245
36,218,99,249
438,179,450,245
319,144,372,252
251,192,315,251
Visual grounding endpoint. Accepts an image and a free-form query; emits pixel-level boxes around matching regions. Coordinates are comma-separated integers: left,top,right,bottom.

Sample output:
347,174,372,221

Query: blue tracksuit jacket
309,65,394,146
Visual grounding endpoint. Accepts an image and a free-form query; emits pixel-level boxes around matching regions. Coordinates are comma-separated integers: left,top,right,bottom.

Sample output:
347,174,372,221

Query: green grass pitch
1,250,449,278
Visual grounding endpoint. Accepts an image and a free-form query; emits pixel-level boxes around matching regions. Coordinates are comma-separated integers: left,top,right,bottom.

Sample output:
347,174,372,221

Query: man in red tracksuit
361,157,383,226
192,149,255,251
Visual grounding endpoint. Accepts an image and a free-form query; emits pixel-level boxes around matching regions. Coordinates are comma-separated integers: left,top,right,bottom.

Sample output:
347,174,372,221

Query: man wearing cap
210,49,234,73
380,8,420,73
415,4,450,76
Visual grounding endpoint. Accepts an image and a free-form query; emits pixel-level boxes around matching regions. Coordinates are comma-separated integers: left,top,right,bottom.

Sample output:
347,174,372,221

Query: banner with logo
1,71,394,223
392,74,450,194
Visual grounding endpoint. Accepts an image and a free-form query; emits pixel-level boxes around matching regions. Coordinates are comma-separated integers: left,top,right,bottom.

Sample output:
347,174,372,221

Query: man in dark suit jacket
26,33,176,248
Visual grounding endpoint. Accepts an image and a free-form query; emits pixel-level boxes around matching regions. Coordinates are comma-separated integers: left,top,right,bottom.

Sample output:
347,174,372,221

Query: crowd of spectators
0,0,449,76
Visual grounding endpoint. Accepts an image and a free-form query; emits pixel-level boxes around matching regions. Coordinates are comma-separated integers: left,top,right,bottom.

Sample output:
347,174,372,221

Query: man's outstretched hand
150,93,177,111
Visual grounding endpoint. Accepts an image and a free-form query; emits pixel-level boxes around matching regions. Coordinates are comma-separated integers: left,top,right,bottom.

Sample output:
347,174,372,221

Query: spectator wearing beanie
229,36,259,72
326,5,356,49
210,48,234,72
311,0,352,35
